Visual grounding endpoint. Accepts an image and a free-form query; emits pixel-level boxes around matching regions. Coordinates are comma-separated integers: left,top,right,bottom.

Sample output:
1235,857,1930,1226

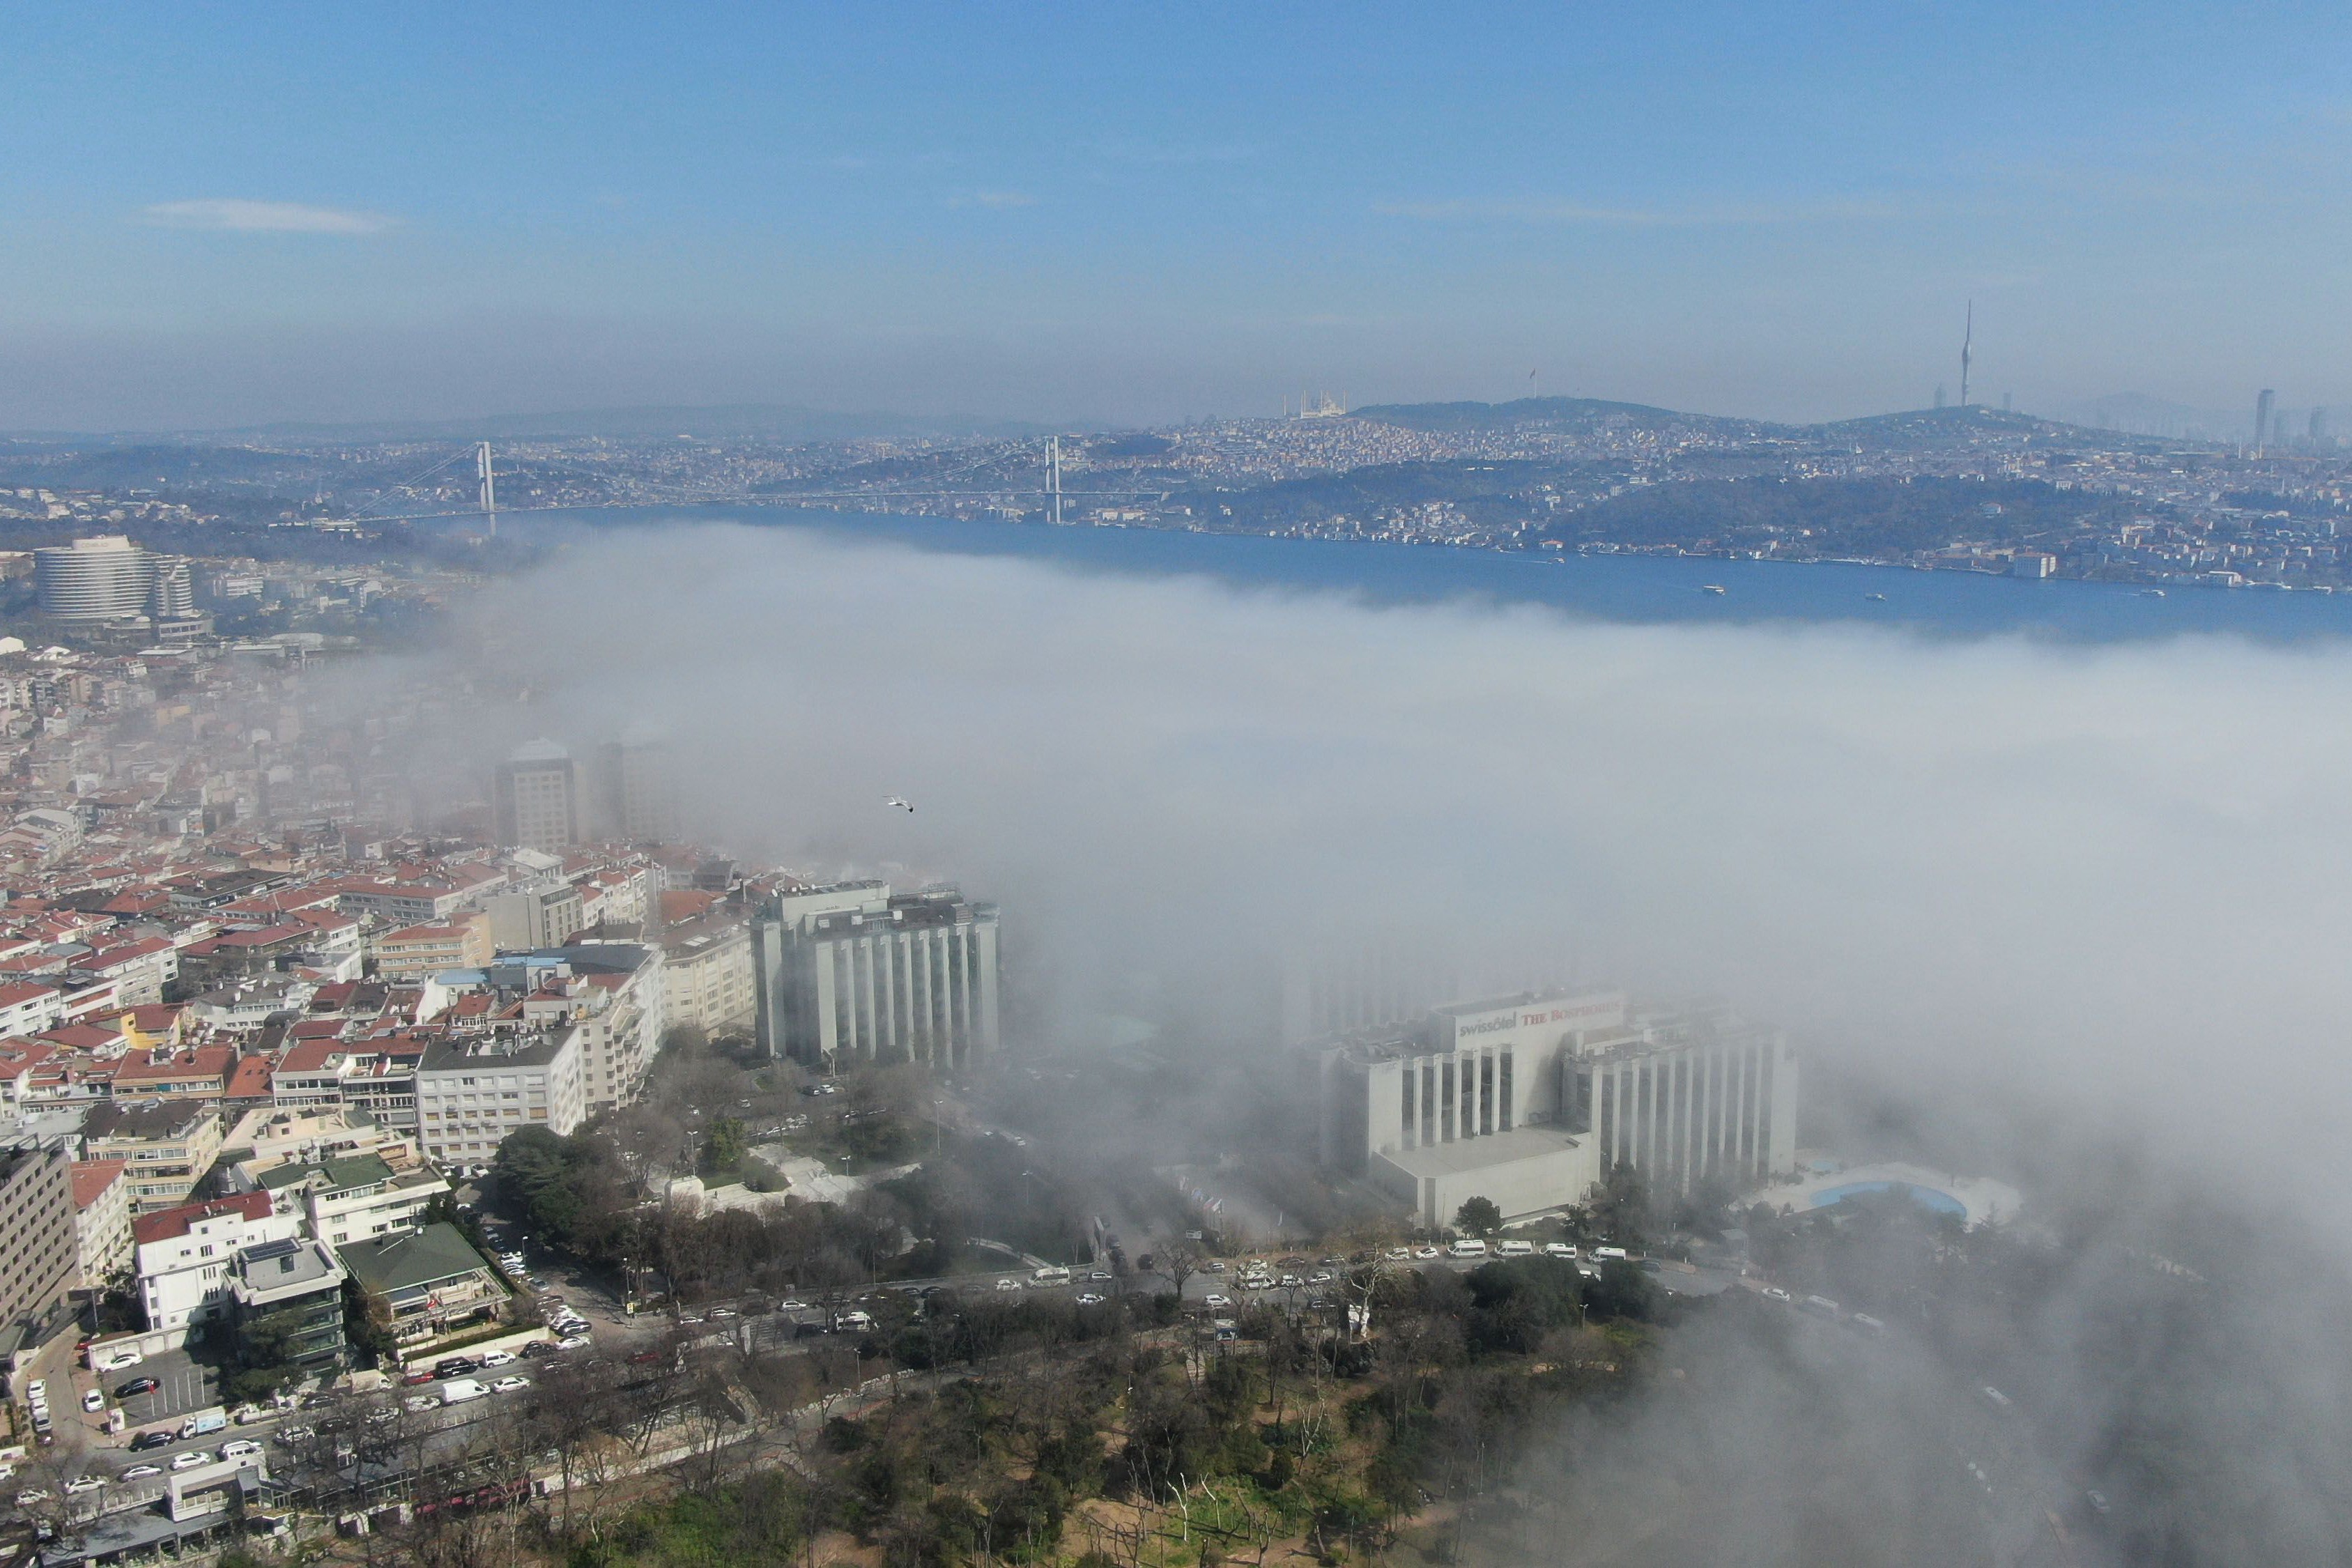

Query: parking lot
103,1350,217,1431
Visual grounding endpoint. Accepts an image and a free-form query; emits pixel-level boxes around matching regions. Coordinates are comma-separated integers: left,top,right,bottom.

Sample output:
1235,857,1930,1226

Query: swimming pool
1808,1181,1967,1217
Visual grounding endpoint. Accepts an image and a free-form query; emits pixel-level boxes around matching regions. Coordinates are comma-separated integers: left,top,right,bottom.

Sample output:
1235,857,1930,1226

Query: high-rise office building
597,732,677,842
0,1139,80,1333
35,536,152,620
1282,931,1463,1045
2255,388,2277,453
148,558,194,619
493,740,579,852
753,882,1000,1068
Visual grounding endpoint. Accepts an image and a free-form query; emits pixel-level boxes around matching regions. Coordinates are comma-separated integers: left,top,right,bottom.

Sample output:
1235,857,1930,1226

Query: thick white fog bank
447,524,2352,1230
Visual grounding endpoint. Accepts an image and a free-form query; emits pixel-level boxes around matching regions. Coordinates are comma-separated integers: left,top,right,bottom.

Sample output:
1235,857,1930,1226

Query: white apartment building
660,912,755,1033
335,879,477,925
0,981,65,1039
256,1152,448,1249
134,1191,301,1332
413,1029,587,1168
752,882,999,1068
70,1160,134,1294
486,944,664,1115
484,882,584,950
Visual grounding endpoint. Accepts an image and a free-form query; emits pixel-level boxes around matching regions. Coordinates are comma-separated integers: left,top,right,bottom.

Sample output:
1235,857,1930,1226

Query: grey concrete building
0,1139,83,1342
753,882,1000,1069
1319,990,1798,1228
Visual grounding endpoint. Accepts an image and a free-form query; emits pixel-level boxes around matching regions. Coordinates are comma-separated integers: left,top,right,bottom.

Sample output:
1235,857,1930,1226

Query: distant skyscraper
597,732,677,842
35,536,151,620
2002,392,2013,413
2255,388,2277,453
2311,407,2328,445
1934,384,1948,410
148,558,194,620
493,740,580,852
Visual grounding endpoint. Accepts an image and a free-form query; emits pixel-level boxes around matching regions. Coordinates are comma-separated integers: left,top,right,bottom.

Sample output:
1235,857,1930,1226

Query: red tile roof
132,1189,272,1247
70,1160,125,1207
222,1054,278,1100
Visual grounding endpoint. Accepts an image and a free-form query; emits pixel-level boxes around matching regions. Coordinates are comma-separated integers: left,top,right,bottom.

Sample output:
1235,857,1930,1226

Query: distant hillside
1350,395,1778,438
1811,405,2151,450
1355,395,2204,452
0,441,313,490
1536,475,2162,556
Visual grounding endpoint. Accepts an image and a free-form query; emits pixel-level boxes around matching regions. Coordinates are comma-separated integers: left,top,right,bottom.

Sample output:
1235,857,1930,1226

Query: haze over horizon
6,3,2352,431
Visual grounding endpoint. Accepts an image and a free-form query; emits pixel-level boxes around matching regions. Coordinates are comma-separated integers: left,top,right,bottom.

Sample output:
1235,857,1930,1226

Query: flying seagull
886,796,914,813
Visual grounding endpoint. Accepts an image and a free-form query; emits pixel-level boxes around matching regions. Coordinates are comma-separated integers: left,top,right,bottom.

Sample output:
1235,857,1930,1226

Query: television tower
476,442,498,537
1958,302,1973,408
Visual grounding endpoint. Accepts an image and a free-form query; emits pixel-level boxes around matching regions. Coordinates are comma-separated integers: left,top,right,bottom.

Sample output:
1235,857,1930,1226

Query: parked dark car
128,1429,174,1452
113,1376,159,1399
433,1358,477,1379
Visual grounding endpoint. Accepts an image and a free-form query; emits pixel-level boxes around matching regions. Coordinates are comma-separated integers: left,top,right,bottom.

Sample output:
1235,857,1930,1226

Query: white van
1447,1238,1489,1258
1031,1266,1073,1285
1496,1239,1535,1257
1592,1245,1629,1262
1544,1243,1579,1259
439,1378,489,1407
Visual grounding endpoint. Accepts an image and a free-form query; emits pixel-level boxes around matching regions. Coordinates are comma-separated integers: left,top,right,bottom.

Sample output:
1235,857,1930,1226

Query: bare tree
1148,1230,1208,1303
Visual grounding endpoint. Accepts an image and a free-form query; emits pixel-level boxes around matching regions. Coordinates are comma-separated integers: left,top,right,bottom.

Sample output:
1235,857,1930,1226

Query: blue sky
5,3,2351,429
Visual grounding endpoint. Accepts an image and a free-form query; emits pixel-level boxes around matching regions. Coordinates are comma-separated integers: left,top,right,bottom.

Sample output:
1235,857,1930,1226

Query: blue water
1810,1181,1968,1217
511,504,2352,643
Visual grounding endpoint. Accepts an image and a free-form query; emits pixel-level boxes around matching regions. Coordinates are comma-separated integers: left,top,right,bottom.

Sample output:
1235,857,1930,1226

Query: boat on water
1865,592,1887,602
1699,584,1728,595
2139,588,2166,598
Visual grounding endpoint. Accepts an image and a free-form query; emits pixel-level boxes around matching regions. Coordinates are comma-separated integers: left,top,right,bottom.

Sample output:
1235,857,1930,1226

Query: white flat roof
1380,1125,1584,1179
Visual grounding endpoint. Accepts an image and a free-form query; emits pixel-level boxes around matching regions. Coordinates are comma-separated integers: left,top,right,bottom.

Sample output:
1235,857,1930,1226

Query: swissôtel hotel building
1316,988,1797,1230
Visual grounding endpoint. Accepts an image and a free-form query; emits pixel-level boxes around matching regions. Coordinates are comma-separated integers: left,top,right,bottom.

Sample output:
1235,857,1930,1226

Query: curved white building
35,536,152,620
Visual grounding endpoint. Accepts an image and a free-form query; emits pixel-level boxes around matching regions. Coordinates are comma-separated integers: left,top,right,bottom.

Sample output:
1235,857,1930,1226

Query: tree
1584,1257,1659,1323
700,1115,748,1177
1148,1230,1208,1301
1585,1162,1649,1249
1454,1197,1502,1239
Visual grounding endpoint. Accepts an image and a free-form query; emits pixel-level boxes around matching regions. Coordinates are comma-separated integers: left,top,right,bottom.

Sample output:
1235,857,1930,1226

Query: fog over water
367,523,2352,1560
